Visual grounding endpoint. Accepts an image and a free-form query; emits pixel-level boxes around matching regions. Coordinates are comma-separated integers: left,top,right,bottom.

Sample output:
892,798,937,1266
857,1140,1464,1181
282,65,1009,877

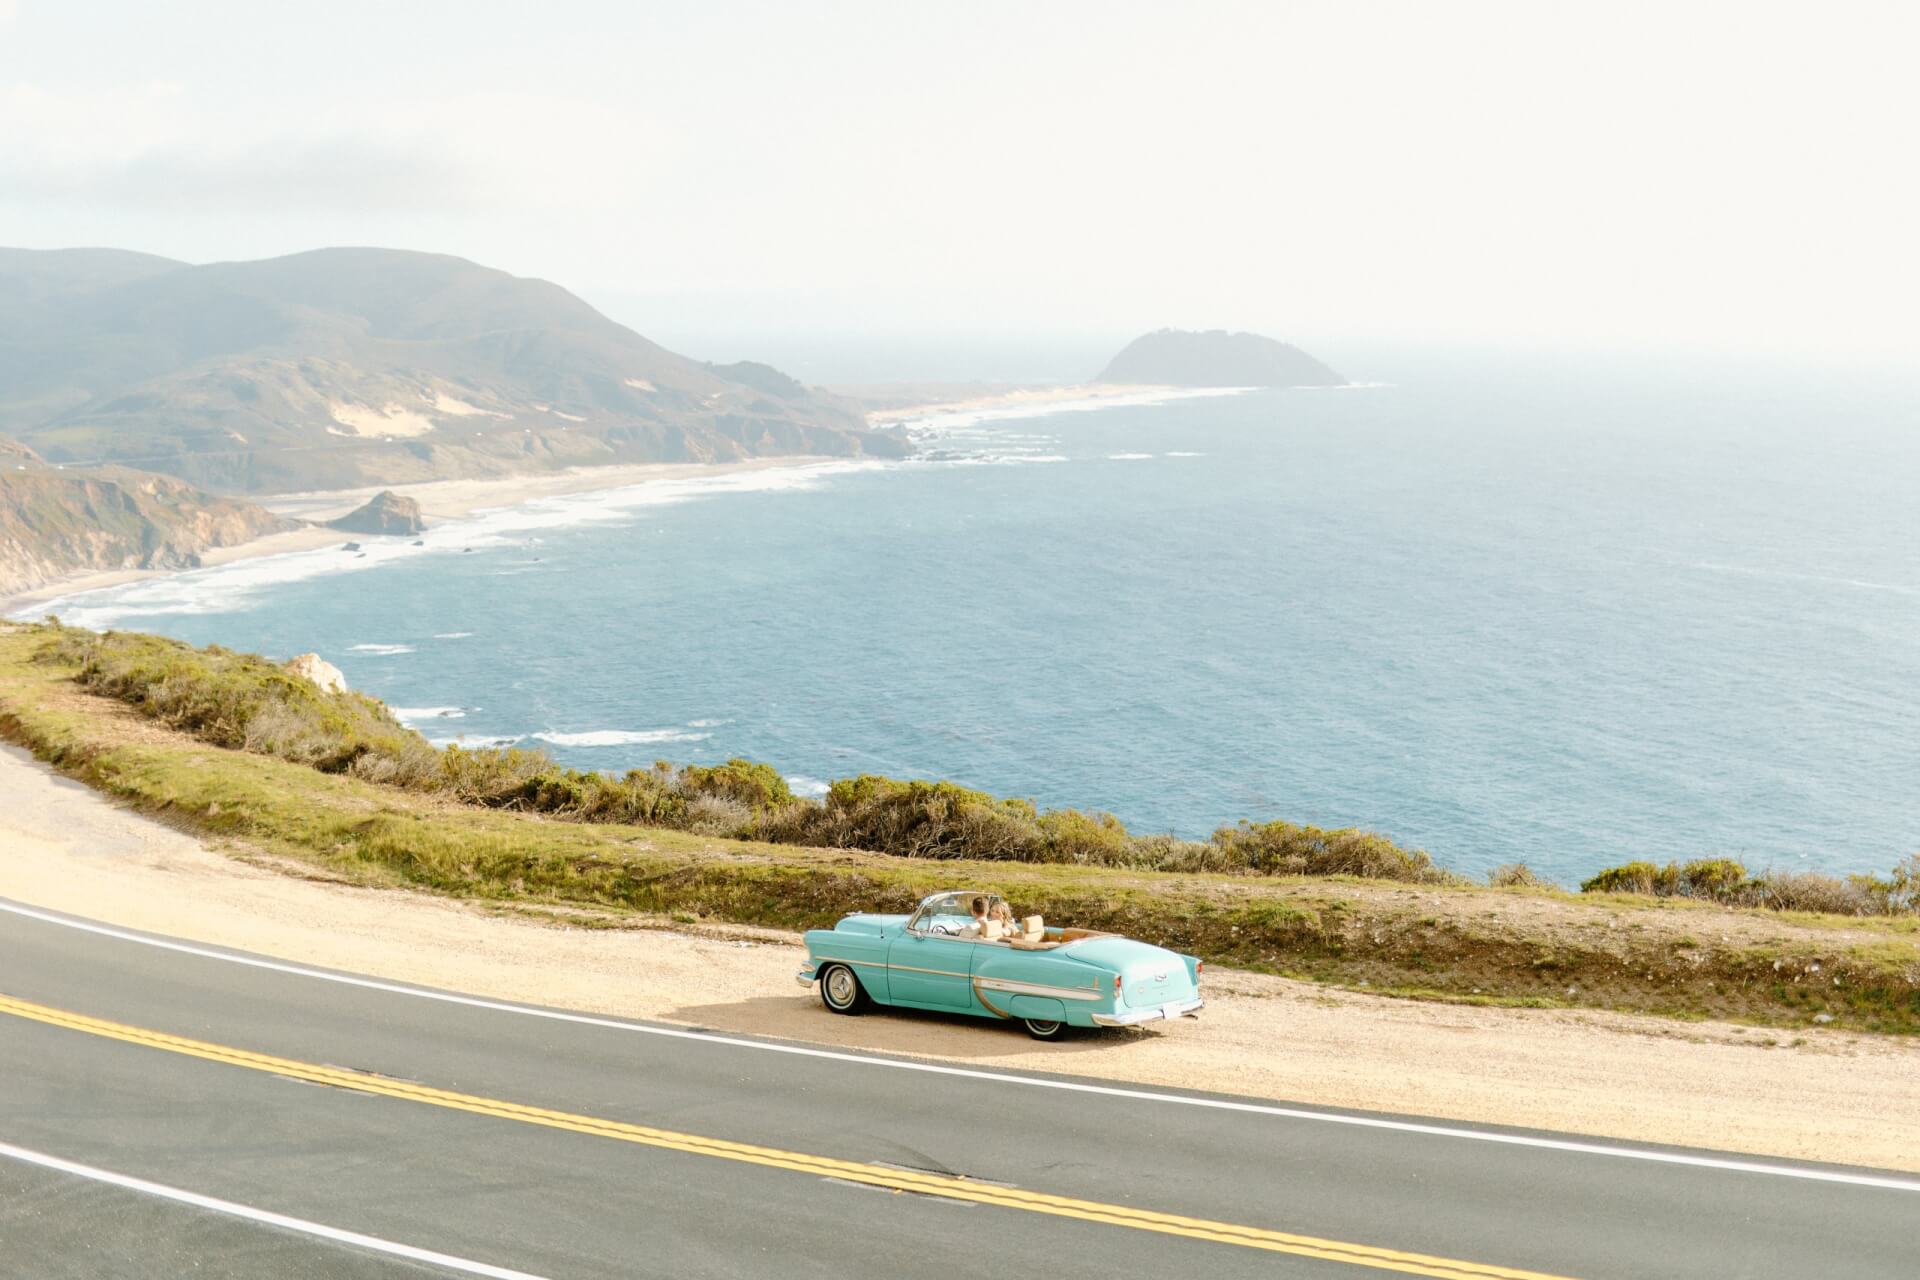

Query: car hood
833,913,908,938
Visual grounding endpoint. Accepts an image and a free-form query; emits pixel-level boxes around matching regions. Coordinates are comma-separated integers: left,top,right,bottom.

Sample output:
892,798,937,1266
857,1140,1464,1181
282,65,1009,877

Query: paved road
0,898,1912,1279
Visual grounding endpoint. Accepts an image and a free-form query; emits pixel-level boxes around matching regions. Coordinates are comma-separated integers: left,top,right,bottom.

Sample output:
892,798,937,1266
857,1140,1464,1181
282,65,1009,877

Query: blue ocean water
30,353,1920,883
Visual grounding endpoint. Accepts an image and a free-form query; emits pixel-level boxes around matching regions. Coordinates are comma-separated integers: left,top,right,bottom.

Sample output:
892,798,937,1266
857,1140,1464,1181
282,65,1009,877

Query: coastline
1,455,836,619
862,381,1182,425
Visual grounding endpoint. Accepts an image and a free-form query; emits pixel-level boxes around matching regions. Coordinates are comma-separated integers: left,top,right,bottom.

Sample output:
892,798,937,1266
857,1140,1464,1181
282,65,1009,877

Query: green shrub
1209,820,1456,884
1488,862,1547,888
680,758,794,811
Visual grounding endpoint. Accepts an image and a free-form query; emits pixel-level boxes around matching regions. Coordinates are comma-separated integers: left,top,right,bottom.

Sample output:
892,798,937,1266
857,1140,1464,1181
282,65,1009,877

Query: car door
885,932,977,1008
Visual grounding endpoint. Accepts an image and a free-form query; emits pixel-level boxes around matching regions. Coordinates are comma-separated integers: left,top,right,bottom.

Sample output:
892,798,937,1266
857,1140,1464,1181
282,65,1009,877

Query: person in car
959,895,992,938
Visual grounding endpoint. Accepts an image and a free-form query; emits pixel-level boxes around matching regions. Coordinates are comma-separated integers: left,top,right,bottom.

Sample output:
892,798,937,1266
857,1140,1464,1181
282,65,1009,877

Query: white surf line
5,898,1918,1195
0,1140,550,1280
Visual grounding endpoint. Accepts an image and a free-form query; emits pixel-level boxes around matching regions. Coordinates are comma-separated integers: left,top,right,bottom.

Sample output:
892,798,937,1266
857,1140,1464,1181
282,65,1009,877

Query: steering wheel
930,923,955,936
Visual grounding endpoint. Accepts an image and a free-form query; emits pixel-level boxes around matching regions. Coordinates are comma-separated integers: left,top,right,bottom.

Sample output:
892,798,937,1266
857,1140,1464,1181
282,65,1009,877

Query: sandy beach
863,382,1180,424
2,455,835,618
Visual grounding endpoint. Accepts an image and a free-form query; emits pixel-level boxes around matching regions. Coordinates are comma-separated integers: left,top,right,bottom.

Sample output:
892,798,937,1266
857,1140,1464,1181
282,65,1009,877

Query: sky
3,0,1917,365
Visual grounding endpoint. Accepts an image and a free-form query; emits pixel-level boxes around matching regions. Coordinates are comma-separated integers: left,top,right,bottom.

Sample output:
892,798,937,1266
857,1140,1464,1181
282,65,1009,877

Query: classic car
798,889,1203,1039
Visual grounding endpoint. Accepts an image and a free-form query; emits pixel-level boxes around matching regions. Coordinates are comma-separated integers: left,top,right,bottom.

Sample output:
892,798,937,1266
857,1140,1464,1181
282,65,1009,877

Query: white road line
0,1140,551,1280
5,897,1918,1195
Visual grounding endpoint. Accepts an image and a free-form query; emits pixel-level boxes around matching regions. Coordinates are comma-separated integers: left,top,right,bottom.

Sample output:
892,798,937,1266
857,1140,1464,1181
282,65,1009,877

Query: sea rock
327,490,426,536
284,653,348,694
1097,329,1345,388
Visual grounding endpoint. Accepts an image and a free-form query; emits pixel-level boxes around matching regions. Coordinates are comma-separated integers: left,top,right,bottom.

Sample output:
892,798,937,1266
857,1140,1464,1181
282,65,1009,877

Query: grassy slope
2,623,1915,1034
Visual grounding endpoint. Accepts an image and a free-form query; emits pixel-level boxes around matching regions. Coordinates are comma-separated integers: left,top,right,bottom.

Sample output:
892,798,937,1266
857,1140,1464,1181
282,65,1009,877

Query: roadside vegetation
4,620,1917,1034
31,624,1458,883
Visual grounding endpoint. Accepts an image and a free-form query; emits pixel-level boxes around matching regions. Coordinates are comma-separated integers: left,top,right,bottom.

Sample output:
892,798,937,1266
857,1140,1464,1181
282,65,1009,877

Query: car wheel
1021,1017,1067,1040
819,963,868,1015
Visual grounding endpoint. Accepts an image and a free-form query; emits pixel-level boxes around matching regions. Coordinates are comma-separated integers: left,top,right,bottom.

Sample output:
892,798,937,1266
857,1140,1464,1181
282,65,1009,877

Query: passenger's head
990,901,1013,923
970,895,989,920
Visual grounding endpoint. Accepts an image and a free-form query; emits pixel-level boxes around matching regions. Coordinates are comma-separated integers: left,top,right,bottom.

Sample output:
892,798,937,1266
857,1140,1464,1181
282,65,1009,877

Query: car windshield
910,891,1006,936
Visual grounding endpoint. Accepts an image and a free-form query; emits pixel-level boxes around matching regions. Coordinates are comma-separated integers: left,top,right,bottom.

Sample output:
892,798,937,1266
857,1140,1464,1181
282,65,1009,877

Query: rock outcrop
283,653,348,694
1097,329,1345,388
327,491,426,536
0,459,294,596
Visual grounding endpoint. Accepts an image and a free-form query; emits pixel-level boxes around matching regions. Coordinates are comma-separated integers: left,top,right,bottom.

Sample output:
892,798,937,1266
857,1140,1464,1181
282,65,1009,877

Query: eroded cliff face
0,456,293,595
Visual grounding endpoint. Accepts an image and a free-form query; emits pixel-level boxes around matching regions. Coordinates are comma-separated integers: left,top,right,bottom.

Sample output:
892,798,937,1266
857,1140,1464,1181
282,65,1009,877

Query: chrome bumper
795,965,817,986
1092,997,1203,1027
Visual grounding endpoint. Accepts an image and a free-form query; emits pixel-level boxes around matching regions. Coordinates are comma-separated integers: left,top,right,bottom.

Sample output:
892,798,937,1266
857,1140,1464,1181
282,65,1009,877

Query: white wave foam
431,632,474,639
686,718,730,728
532,729,712,747
1295,381,1395,391
349,643,414,655
1165,451,1205,457
428,734,519,749
391,706,468,722
894,386,1251,432
787,775,832,799
1107,452,1154,460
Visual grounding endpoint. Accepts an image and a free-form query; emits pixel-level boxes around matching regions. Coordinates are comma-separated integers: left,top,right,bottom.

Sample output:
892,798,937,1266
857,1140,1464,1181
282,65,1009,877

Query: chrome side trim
973,976,1103,1002
1091,998,1204,1027
874,960,971,980
809,954,887,970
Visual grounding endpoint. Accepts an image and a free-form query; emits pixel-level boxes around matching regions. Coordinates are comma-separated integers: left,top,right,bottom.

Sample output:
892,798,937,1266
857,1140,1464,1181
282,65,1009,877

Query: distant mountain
1097,329,1344,388
0,247,908,493
0,444,293,595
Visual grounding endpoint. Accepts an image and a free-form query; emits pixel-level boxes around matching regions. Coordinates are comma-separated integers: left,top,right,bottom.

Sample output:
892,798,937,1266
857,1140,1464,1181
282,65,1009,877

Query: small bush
1488,862,1546,888
1210,820,1456,884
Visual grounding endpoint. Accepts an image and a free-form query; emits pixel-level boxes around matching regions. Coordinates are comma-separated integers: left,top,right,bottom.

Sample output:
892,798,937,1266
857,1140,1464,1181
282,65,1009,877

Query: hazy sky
3,1,1916,357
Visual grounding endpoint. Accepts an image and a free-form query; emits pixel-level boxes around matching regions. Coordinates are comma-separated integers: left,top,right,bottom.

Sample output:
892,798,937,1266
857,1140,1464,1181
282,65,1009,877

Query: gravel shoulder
4,741,1915,1173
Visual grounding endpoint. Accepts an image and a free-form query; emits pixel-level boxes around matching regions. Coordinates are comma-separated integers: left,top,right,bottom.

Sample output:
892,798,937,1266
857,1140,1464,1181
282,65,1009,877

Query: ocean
23,351,1920,884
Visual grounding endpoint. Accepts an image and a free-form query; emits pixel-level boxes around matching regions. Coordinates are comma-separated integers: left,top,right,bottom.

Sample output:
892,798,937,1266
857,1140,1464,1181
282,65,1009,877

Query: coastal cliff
1098,329,1344,387
0,448,294,596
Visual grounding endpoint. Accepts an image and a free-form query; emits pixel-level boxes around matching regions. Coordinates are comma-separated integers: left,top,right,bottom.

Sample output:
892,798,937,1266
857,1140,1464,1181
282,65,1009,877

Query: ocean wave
894,386,1252,432
349,643,414,655
686,718,730,728
391,706,469,722
787,775,832,799
1165,451,1205,457
432,632,474,639
1296,381,1395,391
532,728,712,747
1107,453,1154,460
428,734,519,749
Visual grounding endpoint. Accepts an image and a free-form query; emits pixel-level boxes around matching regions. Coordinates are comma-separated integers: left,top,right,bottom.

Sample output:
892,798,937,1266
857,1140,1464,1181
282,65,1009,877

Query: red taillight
1196,961,1205,976
1114,974,1123,996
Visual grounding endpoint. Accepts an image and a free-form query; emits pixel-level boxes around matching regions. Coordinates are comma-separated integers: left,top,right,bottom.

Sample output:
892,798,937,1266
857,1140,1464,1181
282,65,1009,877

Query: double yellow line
0,992,1575,1279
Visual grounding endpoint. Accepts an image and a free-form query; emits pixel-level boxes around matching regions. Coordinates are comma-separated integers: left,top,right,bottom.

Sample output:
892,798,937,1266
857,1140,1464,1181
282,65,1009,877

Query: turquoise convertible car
799,889,1203,1039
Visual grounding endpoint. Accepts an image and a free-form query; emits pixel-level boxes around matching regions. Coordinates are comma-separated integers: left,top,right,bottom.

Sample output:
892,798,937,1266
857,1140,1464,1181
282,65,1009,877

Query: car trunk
1061,938,1196,1008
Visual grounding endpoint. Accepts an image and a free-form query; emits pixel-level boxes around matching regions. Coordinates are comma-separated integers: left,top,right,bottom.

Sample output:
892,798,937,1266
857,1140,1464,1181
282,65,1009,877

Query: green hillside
0,247,908,493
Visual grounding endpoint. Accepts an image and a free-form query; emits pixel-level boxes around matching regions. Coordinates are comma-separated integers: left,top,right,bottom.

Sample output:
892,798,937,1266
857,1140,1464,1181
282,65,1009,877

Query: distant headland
1097,329,1344,388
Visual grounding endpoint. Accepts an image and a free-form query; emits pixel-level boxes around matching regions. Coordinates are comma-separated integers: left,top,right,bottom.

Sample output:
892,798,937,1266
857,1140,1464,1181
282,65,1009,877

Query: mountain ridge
0,246,908,493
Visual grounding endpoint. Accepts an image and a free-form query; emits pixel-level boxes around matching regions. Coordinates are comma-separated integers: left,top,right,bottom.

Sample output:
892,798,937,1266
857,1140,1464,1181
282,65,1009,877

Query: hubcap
825,967,856,1006
1029,1020,1061,1036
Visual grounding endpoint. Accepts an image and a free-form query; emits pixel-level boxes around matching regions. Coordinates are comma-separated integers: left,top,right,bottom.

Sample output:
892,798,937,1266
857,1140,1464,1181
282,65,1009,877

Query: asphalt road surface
1,896,1912,1279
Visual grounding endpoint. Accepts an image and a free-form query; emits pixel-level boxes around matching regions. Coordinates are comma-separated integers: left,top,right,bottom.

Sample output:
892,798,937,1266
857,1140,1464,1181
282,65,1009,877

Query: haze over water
36,351,1920,884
